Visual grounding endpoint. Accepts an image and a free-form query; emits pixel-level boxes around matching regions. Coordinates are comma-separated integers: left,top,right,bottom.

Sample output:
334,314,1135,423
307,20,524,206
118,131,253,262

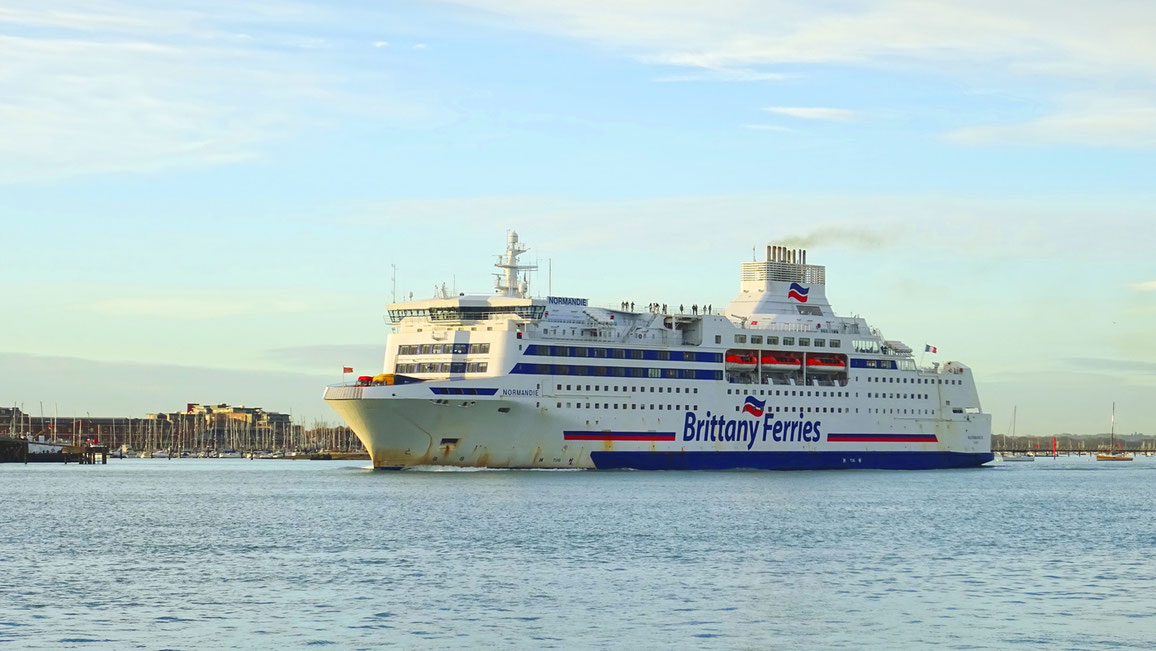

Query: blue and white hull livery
325,233,993,470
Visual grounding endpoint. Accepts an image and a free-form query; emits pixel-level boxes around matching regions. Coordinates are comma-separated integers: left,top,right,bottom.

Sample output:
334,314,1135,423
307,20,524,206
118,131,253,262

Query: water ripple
0,457,1153,648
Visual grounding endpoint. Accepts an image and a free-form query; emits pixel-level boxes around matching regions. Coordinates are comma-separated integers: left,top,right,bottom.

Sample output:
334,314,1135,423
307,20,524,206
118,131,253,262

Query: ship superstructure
324,232,993,470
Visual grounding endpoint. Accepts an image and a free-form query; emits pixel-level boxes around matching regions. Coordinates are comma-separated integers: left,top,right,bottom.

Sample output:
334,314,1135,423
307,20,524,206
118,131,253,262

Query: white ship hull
326,233,993,471
326,378,992,470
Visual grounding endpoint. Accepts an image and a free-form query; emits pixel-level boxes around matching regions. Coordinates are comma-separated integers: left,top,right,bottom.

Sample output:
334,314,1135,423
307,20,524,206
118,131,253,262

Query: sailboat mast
1111,401,1116,449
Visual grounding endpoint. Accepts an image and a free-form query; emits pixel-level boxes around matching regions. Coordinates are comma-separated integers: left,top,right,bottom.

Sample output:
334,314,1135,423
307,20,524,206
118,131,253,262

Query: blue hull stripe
590,450,994,470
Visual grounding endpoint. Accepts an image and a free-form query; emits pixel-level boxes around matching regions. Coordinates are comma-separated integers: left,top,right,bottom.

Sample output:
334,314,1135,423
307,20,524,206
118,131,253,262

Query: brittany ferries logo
683,400,823,450
742,396,765,417
787,282,809,303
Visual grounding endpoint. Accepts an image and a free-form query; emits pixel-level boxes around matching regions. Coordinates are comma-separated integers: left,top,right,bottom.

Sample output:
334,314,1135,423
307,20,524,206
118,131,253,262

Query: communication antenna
390,264,397,303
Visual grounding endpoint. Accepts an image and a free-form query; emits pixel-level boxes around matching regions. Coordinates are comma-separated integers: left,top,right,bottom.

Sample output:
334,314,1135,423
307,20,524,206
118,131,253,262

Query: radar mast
494,230,538,298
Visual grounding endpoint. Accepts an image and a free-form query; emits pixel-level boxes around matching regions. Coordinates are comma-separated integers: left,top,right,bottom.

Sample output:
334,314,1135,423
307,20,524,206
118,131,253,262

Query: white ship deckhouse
324,232,993,470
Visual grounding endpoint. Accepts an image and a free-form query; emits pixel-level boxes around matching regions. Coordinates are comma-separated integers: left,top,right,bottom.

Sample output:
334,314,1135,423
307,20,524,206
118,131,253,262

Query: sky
1,0,1154,434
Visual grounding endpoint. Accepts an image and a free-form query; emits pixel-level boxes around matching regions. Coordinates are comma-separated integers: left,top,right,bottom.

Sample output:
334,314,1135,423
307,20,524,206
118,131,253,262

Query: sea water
1,457,1153,649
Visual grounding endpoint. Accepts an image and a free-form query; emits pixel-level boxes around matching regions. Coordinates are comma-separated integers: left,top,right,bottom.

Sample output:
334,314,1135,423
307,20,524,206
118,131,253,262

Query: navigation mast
494,230,537,298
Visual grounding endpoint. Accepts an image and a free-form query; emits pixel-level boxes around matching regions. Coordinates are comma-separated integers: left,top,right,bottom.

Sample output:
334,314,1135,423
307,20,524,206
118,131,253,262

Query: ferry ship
324,232,993,470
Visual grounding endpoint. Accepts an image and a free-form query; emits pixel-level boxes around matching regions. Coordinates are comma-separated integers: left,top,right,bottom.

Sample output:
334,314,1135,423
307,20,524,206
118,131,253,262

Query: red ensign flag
342,366,353,373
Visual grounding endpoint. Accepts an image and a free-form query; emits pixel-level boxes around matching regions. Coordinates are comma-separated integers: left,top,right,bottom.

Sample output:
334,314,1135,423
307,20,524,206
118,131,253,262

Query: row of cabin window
556,384,699,394
726,386,949,404
722,335,842,347
859,358,917,371
730,405,939,416
734,405,855,414
548,402,937,417
526,345,723,363
514,363,722,380
729,388,851,398
556,402,700,411
397,343,491,356
390,306,543,320
868,409,938,415
395,362,488,374
866,376,961,385
728,387,938,402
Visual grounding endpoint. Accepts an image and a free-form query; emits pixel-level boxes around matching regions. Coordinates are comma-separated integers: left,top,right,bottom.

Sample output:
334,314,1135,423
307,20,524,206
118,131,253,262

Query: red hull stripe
563,431,676,441
828,434,939,443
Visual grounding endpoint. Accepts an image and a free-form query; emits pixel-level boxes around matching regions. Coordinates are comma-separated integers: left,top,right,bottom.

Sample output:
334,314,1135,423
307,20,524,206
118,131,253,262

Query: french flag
742,396,765,417
787,282,809,303
924,345,937,353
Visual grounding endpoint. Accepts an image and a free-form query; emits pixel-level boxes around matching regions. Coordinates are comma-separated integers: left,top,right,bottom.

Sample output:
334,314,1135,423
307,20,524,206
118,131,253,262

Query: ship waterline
325,232,993,470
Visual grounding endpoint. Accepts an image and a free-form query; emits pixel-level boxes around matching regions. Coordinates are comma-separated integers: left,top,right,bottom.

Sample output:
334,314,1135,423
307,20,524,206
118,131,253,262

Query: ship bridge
388,297,544,323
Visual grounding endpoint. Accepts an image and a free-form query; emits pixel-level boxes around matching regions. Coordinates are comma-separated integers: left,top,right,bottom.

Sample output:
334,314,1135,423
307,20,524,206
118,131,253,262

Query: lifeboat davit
805,357,846,372
760,354,802,370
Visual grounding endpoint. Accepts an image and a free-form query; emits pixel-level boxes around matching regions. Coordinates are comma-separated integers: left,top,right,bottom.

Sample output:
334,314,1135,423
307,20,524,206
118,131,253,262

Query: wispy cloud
946,102,1156,149
0,1,433,183
444,0,1156,148
763,106,858,121
0,352,336,422
1066,357,1156,374
347,192,1154,261
1133,281,1156,292
86,296,310,319
264,344,383,372
653,68,790,83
